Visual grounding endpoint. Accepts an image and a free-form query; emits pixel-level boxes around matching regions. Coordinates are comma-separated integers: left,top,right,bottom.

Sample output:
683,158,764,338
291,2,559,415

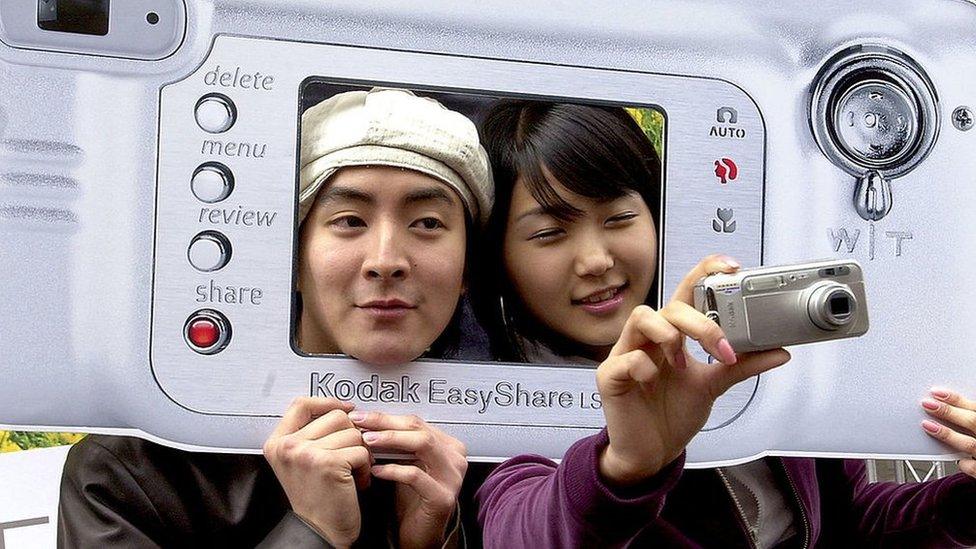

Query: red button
187,318,220,349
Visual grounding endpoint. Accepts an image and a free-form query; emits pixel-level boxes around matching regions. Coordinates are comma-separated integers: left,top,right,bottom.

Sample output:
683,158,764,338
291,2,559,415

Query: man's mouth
357,299,416,319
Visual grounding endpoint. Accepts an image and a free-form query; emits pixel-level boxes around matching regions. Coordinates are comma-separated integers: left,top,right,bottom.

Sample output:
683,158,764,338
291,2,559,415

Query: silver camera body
694,260,869,354
2,0,975,464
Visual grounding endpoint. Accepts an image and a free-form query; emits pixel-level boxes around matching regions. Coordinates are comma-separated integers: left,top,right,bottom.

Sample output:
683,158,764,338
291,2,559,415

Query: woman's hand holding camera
263,397,372,549
597,255,792,486
921,388,976,478
351,411,468,549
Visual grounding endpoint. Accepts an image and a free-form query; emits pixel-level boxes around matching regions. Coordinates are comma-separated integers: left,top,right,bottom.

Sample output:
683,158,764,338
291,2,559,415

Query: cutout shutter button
188,231,232,272
184,309,231,354
191,162,234,203
811,46,939,221
194,93,237,134
832,80,918,167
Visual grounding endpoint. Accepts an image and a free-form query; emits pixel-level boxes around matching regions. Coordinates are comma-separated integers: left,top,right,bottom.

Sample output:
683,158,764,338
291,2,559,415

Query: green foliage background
1,431,86,453
626,107,665,159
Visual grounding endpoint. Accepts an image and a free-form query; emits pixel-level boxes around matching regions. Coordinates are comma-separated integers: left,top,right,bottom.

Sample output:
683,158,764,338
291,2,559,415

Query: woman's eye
529,228,565,241
329,215,367,230
606,212,638,225
412,217,445,231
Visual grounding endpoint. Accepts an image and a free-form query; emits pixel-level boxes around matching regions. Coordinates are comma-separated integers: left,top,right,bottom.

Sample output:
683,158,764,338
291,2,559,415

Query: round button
194,93,237,134
191,162,234,203
187,231,232,272
188,318,220,347
810,45,939,179
184,309,231,354
832,80,918,166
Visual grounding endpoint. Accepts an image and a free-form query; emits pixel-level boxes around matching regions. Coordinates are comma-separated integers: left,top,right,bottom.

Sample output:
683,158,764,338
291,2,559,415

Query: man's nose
362,221,410,280
574,233,614,277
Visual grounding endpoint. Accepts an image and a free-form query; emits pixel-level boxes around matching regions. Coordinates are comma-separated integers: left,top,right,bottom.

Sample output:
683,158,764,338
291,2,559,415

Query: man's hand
351,411,467,549
263,397,372,549
597,254,792,485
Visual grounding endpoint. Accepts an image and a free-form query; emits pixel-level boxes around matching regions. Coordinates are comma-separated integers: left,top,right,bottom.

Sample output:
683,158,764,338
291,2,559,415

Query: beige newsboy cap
299,88,494,226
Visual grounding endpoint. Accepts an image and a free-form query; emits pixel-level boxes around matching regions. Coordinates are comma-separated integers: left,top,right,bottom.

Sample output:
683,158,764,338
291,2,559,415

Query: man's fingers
610,306,685,367
349,411,428,433
332,445,373,470
371,463,455,511
294,409,356,441
271,397,355,438
671,254,741,306
310,427,366,451
660,301,735,365
363,429,432,452
922,420,976,457
717,348,791,391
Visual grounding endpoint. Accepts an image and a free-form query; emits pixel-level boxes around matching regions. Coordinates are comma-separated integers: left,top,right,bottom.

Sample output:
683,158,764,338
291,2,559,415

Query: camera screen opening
292,81,666,368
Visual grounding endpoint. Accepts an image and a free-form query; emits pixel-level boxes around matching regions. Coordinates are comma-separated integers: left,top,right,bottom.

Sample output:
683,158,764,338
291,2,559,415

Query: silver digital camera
694,260,869,354
1,0,974,464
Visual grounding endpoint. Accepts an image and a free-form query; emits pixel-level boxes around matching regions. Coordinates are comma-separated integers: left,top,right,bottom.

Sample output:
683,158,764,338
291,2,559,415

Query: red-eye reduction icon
714,158,739,184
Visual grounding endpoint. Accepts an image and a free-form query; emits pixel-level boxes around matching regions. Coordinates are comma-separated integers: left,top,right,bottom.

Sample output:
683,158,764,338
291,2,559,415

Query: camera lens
37,0,110,36
807,283,857,330
828,293,852,317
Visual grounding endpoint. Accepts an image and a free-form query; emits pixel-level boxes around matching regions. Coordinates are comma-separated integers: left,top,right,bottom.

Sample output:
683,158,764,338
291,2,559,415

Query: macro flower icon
712,208,736,233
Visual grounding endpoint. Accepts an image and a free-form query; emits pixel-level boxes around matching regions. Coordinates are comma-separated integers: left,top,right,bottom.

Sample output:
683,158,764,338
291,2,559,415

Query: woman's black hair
473,100,663,362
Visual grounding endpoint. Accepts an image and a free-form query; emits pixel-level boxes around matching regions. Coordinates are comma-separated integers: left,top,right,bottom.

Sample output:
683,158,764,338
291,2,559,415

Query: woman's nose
574,235,614,277
362,222,410,280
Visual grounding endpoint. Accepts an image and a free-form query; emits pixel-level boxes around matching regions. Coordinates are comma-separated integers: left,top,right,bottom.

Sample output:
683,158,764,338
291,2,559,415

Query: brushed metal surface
153,37,765,431
0,0,974,464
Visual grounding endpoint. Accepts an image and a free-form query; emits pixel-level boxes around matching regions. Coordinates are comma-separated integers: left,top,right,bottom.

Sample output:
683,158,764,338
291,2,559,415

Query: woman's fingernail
921,399,941,412
931,388,950,400
922,420,942,434
349,411,367,422
718,339,737,364
362,432,380,444
723,256,740,269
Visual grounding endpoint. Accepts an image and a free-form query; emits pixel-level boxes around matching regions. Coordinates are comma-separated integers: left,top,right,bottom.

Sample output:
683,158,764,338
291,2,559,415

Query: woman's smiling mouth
573,283,628,315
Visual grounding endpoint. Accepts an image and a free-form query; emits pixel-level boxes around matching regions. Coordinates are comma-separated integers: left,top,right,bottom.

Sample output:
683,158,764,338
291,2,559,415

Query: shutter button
188,231,232,272
832,80,919,167
811,45,939,221
195,93,237,134
184,309,231,354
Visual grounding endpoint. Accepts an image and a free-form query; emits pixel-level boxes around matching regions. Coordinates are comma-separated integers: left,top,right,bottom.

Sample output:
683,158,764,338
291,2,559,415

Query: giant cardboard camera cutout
0,0,973,465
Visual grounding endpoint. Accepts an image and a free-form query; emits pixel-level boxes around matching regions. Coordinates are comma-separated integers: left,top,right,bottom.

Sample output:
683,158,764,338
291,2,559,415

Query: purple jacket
477,430,976,548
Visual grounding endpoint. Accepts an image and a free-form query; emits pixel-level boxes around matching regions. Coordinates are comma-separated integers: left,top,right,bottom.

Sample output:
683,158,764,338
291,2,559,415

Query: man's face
297,165,467,365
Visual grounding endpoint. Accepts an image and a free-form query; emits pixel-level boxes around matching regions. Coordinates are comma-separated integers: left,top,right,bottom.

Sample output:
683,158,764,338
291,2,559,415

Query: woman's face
503,177,657,357
297,165,467,365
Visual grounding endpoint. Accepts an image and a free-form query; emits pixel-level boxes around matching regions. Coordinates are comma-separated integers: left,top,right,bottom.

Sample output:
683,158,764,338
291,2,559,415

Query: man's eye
412,217,445,230
329,215,367,229
529,228,565,241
